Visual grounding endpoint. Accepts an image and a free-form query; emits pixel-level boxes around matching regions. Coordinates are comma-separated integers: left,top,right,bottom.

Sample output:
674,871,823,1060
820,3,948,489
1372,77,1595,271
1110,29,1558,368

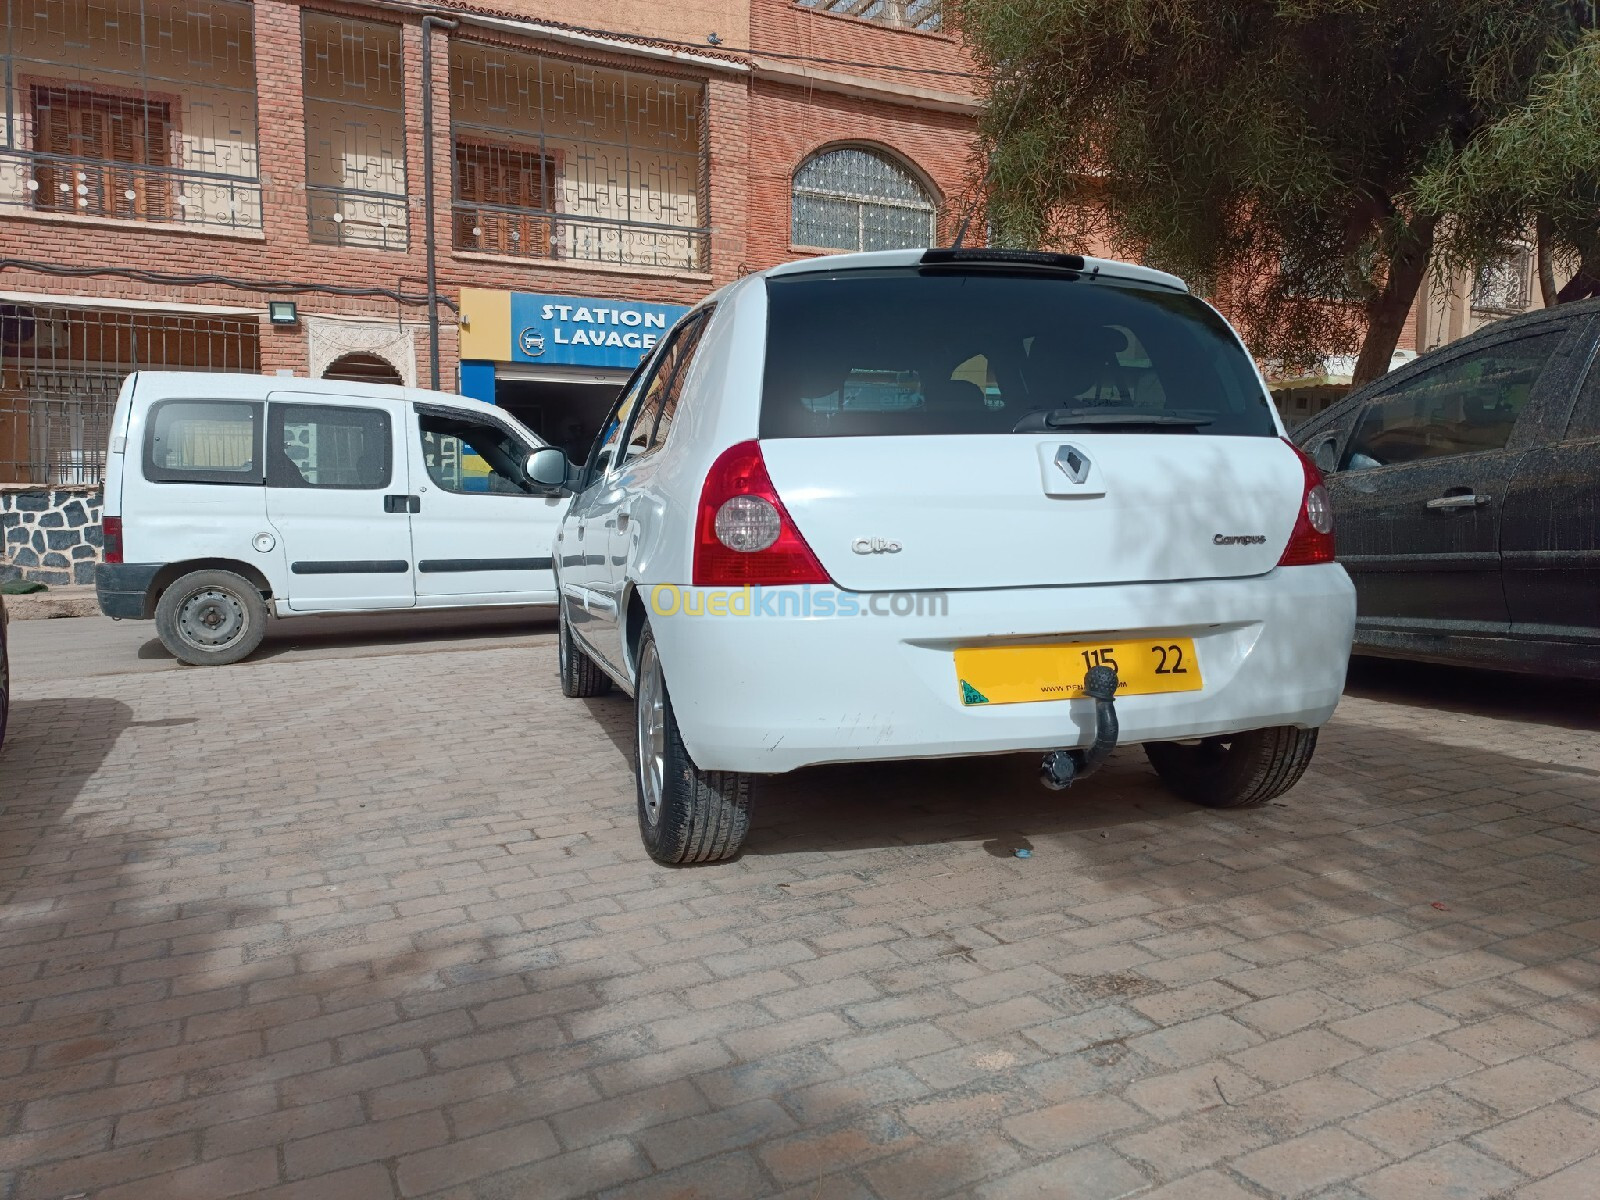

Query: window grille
0,304,259,486
302,12,408,251
795,0,943,34
1,0,261,231
1472,247,1533,314
792,146,937,251
449,40,709,270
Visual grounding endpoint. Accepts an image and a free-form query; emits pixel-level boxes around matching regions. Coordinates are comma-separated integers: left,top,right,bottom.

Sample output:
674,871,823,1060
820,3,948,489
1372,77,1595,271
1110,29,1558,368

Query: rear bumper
650,564,1357,774
96,562,162,620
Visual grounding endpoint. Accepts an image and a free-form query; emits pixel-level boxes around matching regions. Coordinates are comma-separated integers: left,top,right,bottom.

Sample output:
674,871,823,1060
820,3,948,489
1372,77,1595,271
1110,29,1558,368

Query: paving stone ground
2,614,1598,1199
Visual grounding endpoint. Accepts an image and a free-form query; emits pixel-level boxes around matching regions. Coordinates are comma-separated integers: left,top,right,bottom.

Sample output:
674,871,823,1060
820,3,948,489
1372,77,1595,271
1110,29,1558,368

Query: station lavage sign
509,291,690,370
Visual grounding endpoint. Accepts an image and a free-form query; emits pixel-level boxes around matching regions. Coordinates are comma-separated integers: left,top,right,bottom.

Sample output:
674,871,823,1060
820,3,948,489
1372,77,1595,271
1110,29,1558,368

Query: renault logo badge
1054,445,1091,484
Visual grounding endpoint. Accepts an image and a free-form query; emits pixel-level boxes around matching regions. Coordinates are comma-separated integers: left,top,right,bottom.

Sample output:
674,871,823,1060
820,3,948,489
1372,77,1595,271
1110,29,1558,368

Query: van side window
418,412,536,496
144,400,262,485
268,404,391,489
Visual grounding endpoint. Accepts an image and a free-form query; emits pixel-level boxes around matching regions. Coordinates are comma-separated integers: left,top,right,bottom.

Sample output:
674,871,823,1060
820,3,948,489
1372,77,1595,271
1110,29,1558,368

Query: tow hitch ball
1040,665,1121,790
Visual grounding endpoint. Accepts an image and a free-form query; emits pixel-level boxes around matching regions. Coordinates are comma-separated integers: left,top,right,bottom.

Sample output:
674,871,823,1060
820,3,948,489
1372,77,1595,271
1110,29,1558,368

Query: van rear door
264,392,416,611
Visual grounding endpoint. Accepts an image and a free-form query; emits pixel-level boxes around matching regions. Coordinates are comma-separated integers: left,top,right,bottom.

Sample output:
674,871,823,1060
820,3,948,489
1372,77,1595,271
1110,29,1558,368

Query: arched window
322,353,404,386
791,146,937,252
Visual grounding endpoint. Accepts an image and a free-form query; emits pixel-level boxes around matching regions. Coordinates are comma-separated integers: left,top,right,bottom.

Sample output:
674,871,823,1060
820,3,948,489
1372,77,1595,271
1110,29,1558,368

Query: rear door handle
383,494,421,514
617,509,630,531
1425,493,1489,510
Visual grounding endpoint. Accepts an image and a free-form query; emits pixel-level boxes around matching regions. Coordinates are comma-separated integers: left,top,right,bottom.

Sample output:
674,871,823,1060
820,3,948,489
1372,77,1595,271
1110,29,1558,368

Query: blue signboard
509,291,690,369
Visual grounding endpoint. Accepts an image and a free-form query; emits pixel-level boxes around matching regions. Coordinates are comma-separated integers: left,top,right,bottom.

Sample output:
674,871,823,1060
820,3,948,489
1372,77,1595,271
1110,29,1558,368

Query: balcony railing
452,202,708,271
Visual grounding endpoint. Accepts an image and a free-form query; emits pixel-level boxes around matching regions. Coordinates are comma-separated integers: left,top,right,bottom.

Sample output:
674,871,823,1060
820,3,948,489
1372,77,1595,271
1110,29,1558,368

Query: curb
4,588,99,621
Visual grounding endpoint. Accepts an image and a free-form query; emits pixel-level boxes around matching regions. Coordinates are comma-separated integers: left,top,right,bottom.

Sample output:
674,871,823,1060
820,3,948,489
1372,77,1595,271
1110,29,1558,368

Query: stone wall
0,488,104,586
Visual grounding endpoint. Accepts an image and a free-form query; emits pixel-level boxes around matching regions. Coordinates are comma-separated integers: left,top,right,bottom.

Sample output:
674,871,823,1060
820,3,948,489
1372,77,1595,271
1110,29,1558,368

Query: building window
453,140,557,258
302,13,409,251
1,0,260,231
792,146,937,251
449,41,708,270
29,87,173,221
1472,246,1533,314
795,0,943,34
1,305,259,487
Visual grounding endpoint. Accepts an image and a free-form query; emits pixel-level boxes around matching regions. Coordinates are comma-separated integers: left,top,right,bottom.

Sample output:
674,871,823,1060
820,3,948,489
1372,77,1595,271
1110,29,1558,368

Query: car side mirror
1310,436,1339,475
525,447,571,493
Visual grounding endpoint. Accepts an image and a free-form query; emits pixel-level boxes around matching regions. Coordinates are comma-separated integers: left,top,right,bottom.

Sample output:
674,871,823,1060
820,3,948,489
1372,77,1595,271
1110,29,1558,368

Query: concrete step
4,585,99,620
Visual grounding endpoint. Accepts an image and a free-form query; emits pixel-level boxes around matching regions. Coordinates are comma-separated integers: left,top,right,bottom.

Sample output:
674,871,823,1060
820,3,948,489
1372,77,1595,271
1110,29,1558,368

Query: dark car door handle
383,494,421,514
1426,493,1489,510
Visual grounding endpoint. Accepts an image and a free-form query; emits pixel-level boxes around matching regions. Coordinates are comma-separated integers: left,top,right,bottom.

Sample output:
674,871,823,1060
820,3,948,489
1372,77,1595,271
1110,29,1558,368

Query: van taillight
102,516,124,565
1277,440,1335,567
693,441,832,586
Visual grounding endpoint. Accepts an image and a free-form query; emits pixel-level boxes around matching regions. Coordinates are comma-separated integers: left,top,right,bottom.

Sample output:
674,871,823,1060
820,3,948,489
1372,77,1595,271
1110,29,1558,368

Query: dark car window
1569,349,1600,441
1343,331,1562,470
760,269,1276,438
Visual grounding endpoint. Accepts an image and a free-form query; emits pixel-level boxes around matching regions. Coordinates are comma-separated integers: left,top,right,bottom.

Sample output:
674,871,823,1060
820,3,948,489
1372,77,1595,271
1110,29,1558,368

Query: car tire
154,569,269,667
558,601,612,698
634,625,752,865
1143,726,1318,809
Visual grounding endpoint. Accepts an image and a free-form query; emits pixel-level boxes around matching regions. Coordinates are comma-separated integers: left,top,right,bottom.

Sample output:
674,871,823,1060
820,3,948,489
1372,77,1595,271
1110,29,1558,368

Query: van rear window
144,400,262,484
759,269,1276,438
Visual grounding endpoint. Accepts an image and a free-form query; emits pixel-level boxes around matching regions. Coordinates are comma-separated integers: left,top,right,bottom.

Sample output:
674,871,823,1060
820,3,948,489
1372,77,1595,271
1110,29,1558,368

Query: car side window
1569,349,1600,441
269,404,391,490
640,312,710,457
418,412,536,496
589,376,645,484
144,399,263,485
1343,331,1563,470
624,311,710,466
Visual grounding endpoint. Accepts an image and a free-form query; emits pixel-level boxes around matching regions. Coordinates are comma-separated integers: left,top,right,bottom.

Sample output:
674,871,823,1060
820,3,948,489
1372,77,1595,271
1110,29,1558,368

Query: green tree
952,1,1595,383
1416,29,1600,305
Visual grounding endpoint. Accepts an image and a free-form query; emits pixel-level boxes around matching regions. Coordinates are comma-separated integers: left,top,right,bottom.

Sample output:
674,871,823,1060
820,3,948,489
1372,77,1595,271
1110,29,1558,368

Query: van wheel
559,602,611,697
634,626,752,865
1144,726,1318,809
154,570,268,666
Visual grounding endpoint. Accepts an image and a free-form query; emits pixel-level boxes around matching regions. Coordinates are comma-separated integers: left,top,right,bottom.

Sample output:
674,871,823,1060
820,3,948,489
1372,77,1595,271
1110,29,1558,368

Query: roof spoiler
921,248,1086,271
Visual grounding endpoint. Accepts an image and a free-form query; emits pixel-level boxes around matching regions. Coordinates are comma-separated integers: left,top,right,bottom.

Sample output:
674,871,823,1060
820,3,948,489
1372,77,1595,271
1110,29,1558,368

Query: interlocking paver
2,619,1598,1197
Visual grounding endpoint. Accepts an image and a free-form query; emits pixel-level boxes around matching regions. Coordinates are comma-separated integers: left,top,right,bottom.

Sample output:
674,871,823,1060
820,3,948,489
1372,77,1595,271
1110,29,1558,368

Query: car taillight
1278,439,1335,567
101,515,124,565
693,441,832,586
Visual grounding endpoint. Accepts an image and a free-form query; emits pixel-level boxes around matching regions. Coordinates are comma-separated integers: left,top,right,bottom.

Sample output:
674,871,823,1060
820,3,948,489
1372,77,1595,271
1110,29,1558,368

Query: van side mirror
526,447,571,492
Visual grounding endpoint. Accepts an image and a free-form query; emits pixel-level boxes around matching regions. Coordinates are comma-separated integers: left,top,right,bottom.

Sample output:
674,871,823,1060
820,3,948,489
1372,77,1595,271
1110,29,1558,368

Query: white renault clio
533,249,1356,865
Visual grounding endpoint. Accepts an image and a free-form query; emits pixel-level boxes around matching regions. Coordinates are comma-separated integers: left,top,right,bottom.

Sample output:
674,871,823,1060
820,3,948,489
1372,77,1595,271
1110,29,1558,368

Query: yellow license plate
955,637,1203,706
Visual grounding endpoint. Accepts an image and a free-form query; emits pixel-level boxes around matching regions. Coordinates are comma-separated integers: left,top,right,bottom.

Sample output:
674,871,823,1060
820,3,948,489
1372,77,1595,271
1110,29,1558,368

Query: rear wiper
1011,407,1215,433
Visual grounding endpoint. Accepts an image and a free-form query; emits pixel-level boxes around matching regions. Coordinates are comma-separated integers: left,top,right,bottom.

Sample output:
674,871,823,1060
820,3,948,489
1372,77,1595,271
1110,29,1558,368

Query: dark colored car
0,592,9,751
1295,297,1600,678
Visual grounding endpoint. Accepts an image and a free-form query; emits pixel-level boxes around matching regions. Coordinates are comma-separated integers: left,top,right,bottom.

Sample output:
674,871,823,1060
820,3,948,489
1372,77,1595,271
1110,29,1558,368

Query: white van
96,372,567,665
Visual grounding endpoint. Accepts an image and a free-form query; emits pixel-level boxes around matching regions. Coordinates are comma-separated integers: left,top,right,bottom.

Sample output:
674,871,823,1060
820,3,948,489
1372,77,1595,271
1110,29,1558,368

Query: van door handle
384,494,421,514
1425,492,1489,510
616,509,630,531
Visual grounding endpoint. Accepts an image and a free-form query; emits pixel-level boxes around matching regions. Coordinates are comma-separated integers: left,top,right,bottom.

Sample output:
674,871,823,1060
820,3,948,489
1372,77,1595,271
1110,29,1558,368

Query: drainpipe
421,14,458,391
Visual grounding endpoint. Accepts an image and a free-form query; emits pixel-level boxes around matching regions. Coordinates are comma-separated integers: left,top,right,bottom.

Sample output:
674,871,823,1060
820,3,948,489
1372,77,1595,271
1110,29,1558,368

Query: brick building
0,0,976,583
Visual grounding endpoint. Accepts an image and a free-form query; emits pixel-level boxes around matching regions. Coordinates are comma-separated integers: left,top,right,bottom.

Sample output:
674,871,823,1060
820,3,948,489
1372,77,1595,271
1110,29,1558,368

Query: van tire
559,602,612,697
1144,726,1318,809
154,570,269,666
634,626,752,865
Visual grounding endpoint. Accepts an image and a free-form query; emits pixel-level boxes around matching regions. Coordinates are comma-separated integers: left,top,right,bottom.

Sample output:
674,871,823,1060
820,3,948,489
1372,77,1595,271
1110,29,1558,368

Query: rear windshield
759,268,1276,437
